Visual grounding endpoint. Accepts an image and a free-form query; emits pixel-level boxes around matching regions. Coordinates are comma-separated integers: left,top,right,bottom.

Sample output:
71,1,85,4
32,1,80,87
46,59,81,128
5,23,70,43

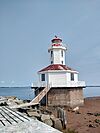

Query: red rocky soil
64,97,100,133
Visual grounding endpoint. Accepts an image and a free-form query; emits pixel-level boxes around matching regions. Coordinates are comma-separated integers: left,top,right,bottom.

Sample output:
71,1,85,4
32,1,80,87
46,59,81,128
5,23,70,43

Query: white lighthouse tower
32,36,86,107
48,36,66,65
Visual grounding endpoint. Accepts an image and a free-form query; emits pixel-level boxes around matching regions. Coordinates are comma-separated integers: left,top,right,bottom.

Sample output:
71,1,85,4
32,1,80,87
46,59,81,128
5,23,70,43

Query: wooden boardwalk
0,106,62,133
0,106,30,127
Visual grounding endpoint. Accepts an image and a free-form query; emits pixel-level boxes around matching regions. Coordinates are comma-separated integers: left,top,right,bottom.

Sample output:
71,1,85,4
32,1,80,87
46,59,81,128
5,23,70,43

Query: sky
0,0,100,88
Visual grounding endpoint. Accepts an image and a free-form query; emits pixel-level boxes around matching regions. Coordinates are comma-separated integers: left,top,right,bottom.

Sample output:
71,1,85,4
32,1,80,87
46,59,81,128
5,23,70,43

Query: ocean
0,87,100,100
0,87,35,100
84,87,100,98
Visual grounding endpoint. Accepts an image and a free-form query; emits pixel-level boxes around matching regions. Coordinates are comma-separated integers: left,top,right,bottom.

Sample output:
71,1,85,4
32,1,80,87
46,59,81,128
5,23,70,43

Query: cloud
11,81,15,84
1,81,5,83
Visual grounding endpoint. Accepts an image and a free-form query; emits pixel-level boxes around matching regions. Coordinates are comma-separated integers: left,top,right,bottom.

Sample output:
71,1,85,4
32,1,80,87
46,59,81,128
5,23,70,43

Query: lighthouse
32,36,86,107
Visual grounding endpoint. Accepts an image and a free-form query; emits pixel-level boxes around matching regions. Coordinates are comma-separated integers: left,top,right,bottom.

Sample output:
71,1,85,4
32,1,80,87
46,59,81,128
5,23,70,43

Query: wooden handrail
11,86,50,109
30,86,50,103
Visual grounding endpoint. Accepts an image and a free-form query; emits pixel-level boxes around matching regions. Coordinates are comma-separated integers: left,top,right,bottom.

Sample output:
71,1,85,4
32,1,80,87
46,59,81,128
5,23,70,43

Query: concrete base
48,87,84,107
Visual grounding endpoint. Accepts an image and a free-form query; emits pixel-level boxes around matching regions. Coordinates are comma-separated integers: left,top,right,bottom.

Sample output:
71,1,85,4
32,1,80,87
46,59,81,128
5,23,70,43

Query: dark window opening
51,51,53,58
41,74,45,81
71,73,74,81
51,61,53,64
62,61,63,64
61,50,63,57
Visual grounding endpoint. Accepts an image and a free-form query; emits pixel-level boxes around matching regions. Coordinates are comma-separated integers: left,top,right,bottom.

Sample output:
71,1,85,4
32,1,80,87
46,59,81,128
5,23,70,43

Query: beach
62,97,100,133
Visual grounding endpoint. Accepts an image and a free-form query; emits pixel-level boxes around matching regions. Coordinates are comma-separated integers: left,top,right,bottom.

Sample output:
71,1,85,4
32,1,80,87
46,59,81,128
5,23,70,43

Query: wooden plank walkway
0,106,30,127
0,106,62,133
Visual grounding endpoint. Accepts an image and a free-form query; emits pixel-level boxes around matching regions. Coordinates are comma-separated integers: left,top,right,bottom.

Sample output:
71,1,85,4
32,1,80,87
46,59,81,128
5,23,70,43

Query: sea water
84,87,100,97
0,87,35,100
0,87,99,100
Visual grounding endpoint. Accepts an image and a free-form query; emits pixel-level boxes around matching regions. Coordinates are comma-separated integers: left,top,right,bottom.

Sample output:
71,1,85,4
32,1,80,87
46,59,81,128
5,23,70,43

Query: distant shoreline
85,96,100,99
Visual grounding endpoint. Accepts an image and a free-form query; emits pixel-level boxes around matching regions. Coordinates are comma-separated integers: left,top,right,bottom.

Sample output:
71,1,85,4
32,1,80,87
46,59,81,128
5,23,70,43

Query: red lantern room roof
51,36,62,43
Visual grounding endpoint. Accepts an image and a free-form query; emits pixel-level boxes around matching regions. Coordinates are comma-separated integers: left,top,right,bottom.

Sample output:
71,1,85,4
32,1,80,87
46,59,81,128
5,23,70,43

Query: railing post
45,90,47,110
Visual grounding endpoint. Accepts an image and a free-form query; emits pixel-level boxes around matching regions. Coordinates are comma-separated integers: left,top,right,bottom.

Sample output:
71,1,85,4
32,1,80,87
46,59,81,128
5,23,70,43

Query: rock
41,114,50,122
94,119,100,124
0,102,7,106
14,98,24,105
75,111,81,114
95,124,99,127
94,113,100,116
50,114,56,121
18,108,28,113
23,100,31,103
0,96,25,107
6,96,16,100
53,118,62,131
44,119,53,126
89,120,92,122
0,96,7,101
87,112,94,115
45,109,52,115
7,100,18,106
27,111,40,118
67,108,72,112
88,124,96,128
7,98,24,107
0,96,8,106
87,112,100,116
73,106,79,112
57,107,67,129
62,110,67,129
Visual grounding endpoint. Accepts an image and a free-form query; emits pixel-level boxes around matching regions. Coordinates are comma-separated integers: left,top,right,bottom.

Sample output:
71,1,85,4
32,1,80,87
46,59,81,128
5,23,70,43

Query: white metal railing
66,81,86,87
49,81,86,88
31,81,86,88
31,81,47,88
